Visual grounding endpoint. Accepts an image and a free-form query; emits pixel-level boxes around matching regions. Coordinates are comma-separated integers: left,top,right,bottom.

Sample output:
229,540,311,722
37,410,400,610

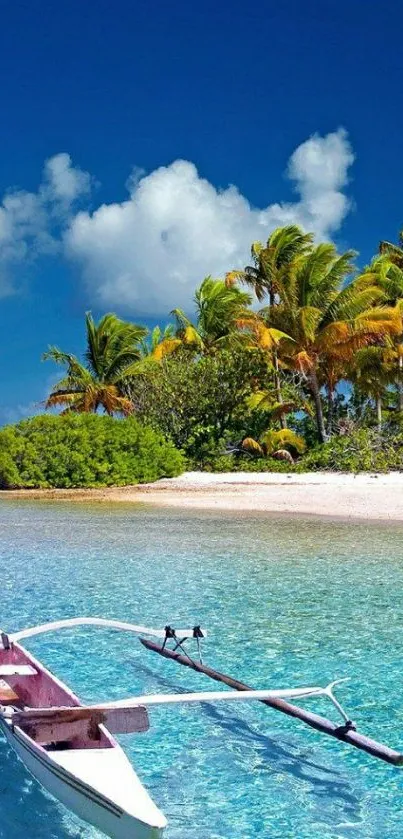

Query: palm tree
43,312,147,414
227,226,312,425
263,244,400,442
235,311,293,428
350,346,396,431
241,428,306,463
356,256,403,410
364,255,403,411
226,225,314,306
171,276,252,352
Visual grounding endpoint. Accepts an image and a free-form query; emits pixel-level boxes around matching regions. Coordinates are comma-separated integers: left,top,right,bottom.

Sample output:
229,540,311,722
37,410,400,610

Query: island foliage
3,224,403,485
0,415,184,488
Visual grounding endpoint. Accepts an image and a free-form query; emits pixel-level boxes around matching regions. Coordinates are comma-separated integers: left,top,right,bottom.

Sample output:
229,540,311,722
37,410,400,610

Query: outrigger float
1,618,402,839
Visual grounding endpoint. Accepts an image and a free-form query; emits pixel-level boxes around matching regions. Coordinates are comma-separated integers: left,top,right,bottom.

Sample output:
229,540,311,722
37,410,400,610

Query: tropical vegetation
0,415,184,488
4,223,403,483
43,313,147,415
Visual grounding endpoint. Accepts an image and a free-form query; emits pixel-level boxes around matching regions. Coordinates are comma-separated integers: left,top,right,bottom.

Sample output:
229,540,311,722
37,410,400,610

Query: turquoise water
1,500,403,838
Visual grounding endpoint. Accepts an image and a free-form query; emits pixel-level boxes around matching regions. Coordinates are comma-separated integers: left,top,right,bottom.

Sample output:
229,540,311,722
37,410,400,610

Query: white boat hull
0,717,166,839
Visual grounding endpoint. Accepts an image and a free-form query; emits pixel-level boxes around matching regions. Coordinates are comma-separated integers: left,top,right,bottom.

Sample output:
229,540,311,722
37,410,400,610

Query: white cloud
286,128,354,234
42,152,91,206
0,191,51,263
65,128,354,315
0,153,91,297
0,129,355,310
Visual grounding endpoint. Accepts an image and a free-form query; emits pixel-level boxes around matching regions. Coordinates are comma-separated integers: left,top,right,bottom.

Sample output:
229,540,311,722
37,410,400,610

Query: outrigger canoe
0,619,170,839
1,617,402,839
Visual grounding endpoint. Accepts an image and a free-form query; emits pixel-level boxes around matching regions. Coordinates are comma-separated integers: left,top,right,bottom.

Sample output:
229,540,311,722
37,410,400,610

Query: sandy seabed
2,472,403,522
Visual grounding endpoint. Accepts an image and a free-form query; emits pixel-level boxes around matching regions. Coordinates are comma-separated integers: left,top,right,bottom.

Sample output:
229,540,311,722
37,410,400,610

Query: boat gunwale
8,639,119,750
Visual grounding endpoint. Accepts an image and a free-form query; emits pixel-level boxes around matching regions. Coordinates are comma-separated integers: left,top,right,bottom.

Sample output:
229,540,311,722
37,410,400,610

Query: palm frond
151,337,182,360
322,284,385,325
379,239,403,268
260,428,306,455
300,307,322,343
309,250,356,311
241,437,264,456
104,348,144,382
171,307,194,331
246,391,275,411
45,390,86,409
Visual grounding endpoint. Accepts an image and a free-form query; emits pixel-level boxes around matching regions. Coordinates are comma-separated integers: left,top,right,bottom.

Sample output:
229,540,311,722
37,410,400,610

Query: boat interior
0,641,113,751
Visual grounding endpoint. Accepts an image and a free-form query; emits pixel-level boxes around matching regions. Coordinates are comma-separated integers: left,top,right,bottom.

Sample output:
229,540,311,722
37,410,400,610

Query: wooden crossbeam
13,705,150,741
21,715,105,744
140,637,403,767
0,665,37,677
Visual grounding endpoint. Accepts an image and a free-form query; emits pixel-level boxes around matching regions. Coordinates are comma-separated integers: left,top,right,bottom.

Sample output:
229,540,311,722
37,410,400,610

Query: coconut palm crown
172,276,252,352
226,224,314,305
43,312,147,415
262,243,401,441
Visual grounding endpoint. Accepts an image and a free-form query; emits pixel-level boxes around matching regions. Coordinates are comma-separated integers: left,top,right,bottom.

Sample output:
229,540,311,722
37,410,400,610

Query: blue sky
1,0,403,422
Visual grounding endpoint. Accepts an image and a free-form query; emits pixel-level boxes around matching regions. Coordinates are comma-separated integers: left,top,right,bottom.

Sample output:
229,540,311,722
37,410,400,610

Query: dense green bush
301,428,403,472
0,414,184,489
128,347,270,467
205,429,403,473
202,454,302,473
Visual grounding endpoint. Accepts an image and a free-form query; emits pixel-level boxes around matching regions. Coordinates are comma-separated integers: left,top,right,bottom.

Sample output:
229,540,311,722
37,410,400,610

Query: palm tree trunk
308,370,327,444
376,396,382,432
326,385,334,436
273,350,286,429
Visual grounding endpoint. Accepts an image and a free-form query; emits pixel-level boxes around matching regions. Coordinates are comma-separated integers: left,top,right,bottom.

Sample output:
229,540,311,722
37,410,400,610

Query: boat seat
0,679,19,705
0,665,37,677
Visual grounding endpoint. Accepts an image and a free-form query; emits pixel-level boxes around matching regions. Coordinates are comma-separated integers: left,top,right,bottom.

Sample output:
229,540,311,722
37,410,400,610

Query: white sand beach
3,471,403,522
117,472,403,520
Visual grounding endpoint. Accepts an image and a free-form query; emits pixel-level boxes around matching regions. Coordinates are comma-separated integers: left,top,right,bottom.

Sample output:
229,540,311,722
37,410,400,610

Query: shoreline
2,471,403,522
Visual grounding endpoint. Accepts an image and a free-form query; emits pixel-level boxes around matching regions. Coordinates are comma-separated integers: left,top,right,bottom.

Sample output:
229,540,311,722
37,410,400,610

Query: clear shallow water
1,501,403,839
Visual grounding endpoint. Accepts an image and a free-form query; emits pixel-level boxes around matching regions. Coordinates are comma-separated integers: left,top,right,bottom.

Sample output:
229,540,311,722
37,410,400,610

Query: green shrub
0,414,185,489
193,452,302,473
201,428,403,474
301,428,403,472
128,347,269,466
231,457,302,473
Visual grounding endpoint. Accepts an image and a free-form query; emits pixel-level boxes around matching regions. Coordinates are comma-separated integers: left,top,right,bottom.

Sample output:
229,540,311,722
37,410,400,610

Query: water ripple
1,500,403,838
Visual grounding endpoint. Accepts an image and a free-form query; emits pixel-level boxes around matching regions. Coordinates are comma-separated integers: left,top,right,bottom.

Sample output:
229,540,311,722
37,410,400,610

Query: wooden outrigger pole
140,637,403,767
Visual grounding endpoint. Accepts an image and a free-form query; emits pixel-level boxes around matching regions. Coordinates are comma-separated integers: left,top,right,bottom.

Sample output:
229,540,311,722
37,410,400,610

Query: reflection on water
1,499,403,838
